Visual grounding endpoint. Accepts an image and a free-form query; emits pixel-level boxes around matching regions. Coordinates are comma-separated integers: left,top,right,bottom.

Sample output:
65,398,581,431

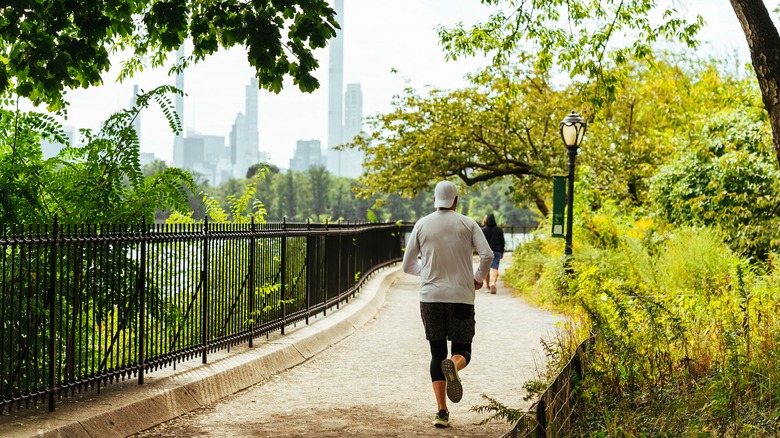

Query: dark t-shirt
482,226,505,253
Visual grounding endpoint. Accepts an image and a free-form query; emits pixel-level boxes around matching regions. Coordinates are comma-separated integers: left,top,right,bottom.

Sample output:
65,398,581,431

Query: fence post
281,218,287,335
138,217,147,384
249,217,256,348
202,218,210,364
305,219,311,325
323,219,328,317
345,220,351,304
535,399,546,438
47,216,59,412
337,220,342,310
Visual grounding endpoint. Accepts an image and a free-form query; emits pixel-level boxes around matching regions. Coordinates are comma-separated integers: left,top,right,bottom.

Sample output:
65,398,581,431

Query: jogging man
401,180,493,428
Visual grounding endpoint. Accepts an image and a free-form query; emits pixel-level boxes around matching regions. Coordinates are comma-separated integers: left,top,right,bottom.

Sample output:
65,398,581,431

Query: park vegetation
349,47,780,434
399,1,780,435
0,0,339,111
3,0,780,434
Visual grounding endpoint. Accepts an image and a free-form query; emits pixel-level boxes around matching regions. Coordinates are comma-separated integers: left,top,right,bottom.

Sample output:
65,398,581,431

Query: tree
203,176,238,214
327,177,354,221
142,159,208,222
650,110,780,261
0,104,61,223
463,176,540,226
730,1,780,167
142,159,168,177
438,0,701,107
351,61,576,217
279,170,298,220
582,53,761,209
252,164,280,219
348,50,757,220
438,0,780,167
0,0,339,110
306,165,331,220
0,86,193,224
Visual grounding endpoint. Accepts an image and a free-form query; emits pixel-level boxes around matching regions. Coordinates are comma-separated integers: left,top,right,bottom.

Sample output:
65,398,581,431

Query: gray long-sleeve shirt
402,209,493,305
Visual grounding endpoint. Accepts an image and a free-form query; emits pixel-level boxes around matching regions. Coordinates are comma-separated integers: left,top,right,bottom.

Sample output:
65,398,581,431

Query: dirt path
133,266,562,437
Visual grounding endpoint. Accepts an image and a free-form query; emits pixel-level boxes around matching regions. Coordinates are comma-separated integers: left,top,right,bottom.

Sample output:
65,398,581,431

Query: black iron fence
501,224,538,252
1,218,410,413
501,336,594,438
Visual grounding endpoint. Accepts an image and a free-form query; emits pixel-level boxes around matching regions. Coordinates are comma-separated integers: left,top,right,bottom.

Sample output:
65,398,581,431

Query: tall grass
506,211,780,436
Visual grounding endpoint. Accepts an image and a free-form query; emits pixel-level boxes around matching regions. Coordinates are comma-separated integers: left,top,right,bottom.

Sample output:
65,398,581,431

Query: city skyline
44,1,765,170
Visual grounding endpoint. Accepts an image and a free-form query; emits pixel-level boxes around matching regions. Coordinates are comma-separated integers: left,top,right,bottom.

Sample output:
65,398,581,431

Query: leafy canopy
438,0,704,107
581,53,763,209
350,51,752,218
650,110,780,261
350,60,577,216
0,0,339,110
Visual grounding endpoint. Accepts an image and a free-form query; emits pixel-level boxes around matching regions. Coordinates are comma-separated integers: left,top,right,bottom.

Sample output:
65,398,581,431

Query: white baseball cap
433,181,457,209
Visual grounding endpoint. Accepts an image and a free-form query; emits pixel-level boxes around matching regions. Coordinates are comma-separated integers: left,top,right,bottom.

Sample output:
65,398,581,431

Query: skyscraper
343,83,362,141
172,45,186,168
166,45,259,185
289,140,324,172
325,3,364,179
340,83,365,178
229,77,261,178
327,0,344,172
130,84,141,141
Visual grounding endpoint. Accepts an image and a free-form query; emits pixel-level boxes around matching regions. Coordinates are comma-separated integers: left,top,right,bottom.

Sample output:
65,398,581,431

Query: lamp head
560,111,587,150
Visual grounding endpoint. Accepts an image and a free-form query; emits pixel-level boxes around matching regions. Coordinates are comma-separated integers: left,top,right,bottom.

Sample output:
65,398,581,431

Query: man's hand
474,279,483,290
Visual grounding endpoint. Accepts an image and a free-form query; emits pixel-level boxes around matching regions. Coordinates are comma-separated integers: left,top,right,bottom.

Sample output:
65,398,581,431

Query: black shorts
419,302,475,344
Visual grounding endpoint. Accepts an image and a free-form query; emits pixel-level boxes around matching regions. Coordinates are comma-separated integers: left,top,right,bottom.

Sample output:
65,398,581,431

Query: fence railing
0,218,411,413
501,224,538,252
501,336,594,438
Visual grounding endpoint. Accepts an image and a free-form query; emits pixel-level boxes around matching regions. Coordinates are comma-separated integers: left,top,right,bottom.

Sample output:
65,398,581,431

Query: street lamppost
560,111,587,259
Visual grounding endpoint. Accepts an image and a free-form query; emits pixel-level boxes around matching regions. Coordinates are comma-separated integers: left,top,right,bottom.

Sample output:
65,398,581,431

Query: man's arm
473,223,493,281
401,225,422,276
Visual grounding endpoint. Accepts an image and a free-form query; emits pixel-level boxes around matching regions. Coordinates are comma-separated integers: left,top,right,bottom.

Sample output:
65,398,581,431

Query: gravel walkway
134,261,562,437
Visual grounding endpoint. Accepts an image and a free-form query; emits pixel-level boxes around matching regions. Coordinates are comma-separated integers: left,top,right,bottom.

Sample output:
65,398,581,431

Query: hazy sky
55,1,773,169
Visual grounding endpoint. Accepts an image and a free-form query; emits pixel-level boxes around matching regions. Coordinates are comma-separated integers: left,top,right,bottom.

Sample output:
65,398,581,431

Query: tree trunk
730,0,780,166
534,196,549,218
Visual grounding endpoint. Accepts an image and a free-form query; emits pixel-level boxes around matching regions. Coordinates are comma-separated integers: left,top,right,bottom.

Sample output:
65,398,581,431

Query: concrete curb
0,265,405,438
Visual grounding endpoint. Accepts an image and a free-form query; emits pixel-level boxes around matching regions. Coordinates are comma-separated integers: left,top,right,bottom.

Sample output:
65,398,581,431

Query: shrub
507,210,780,435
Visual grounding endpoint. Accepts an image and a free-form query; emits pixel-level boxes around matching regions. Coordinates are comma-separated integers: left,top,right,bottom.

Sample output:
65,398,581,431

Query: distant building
327,0,344,160
139,152,157,167
169,62,262,186
230,78,261,179
173,45,186,169
40,125,77,159
131,84,142,140
344,83,363,141
182,137,204,169
327,83,364,178
324,2,364,179
341,83,364,178
290,140,324,172
186,130,227,184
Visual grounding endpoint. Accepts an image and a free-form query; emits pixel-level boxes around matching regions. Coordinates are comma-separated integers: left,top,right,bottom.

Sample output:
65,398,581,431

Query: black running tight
428,339,471,382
